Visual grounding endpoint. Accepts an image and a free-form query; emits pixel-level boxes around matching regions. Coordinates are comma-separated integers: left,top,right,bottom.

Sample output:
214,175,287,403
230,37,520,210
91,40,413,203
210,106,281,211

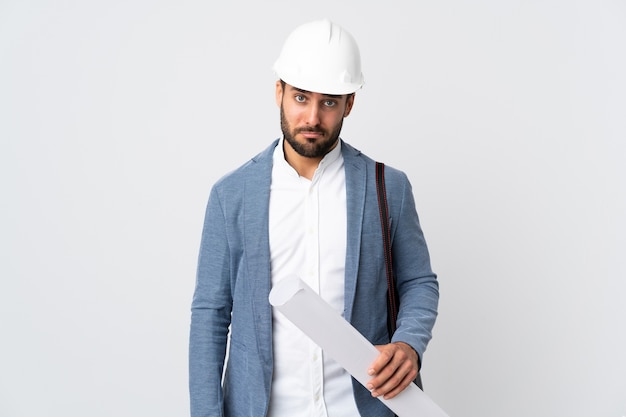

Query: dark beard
280,106,342,158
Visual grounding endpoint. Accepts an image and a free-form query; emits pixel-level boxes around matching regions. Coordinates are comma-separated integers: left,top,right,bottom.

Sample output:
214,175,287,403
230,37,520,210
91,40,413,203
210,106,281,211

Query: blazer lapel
244,140,276,375
341,141,367,323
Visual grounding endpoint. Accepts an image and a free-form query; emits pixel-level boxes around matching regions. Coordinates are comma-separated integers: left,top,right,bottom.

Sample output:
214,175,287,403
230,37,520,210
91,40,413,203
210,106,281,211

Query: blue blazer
190,139,439,417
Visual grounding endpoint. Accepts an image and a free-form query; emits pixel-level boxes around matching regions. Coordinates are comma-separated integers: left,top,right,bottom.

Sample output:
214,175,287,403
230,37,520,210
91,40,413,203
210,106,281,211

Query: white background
1,1,625,416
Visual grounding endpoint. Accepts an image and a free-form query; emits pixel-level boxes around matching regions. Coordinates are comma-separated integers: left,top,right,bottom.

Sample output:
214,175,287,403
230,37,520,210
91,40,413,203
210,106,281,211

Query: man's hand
366,342,419,399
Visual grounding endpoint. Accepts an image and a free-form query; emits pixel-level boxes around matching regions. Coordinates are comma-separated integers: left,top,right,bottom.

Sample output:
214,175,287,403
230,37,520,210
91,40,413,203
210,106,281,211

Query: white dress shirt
267,139,361,417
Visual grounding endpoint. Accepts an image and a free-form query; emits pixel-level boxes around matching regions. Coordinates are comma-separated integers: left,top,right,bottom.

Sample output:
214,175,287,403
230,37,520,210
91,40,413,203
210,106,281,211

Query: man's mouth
297,128,324,139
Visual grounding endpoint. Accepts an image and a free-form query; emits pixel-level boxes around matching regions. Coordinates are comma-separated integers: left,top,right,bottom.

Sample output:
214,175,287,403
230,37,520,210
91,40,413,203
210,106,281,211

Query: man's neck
282,141,323,180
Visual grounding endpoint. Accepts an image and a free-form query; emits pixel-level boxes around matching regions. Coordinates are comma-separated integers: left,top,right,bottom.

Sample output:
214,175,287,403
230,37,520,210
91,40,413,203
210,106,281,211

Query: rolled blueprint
268,276,450,417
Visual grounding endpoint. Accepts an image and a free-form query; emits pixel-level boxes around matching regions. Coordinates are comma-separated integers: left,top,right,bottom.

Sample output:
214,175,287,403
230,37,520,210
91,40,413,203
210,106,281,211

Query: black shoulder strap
375,162,399,336
375,161,424,392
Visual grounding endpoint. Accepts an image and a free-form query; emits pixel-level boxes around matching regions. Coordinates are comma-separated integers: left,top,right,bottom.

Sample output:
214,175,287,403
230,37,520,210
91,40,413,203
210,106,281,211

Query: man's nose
304,103,321,125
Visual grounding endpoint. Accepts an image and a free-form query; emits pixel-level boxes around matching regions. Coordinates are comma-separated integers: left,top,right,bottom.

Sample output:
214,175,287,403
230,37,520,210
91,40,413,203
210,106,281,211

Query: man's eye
323,100,336,107
295,95,306,103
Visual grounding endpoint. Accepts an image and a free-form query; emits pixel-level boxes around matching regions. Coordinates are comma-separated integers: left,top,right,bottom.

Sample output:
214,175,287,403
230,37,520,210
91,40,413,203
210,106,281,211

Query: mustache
296,127,326,134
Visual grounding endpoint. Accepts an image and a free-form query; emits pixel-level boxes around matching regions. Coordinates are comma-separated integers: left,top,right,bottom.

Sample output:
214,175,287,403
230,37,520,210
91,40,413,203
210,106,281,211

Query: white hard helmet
273,19,364,95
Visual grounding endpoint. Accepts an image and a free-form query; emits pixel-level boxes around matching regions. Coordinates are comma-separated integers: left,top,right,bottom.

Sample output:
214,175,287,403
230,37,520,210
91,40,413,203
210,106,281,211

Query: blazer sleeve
387,169,439,362
189,184,232,417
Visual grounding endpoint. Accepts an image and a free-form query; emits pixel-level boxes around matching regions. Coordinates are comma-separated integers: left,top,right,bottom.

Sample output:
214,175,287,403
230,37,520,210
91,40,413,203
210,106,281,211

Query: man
189,19,439,417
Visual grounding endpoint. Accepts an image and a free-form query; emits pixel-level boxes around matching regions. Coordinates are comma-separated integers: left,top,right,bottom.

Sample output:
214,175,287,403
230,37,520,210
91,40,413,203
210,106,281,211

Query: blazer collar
244,138,367,333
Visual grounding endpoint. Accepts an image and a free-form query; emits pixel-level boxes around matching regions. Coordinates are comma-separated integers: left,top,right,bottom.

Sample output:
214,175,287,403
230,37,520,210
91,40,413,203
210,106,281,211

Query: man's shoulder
213,139,278,188
341,140,408,182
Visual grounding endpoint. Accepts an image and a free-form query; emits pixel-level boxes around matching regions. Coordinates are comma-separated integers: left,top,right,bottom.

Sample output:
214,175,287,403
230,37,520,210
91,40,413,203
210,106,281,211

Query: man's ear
275,80,284,108
344,93,355,117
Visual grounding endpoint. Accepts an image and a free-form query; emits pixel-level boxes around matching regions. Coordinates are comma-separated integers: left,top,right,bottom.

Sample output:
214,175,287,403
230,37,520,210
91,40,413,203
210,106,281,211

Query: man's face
276,81,354,159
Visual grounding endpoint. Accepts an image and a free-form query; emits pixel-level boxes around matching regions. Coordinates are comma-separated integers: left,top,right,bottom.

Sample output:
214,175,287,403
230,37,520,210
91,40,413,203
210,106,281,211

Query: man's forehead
287,84,344,99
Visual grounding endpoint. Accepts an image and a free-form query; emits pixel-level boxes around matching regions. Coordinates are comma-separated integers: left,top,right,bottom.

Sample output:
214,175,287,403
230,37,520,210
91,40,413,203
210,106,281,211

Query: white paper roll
269,275,450,417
